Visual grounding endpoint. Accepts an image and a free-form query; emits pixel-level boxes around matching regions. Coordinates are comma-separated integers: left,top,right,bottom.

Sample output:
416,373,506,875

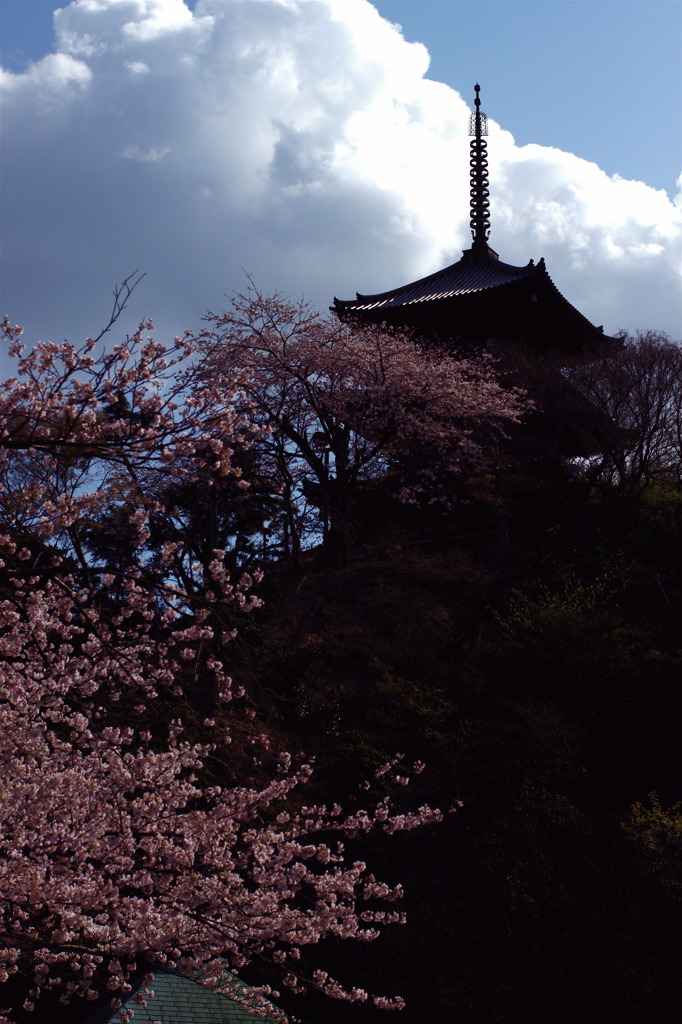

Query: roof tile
84,971,285,1024
335,251,537,312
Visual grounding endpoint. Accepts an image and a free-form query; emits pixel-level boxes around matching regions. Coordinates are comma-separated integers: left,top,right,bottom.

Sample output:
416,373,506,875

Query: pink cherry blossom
0,307,443,1021
195,283,527,563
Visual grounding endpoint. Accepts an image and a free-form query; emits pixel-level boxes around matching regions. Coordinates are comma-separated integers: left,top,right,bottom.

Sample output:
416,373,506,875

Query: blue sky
374,0,681,198
0,0,680,355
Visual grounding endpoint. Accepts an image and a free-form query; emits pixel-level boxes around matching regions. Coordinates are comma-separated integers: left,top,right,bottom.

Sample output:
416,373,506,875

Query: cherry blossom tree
197,285,528,563
0,278,260,599
0,308,441,1022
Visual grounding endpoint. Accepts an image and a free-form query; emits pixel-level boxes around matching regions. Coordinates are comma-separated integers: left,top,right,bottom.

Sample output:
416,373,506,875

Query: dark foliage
225,460,682,1024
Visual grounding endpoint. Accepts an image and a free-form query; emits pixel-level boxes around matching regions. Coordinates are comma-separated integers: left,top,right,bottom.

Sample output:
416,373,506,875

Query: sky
0,0,680,366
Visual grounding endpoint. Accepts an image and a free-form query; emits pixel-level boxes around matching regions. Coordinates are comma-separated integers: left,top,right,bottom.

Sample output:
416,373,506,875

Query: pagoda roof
333,248,620,355
333,248,539,314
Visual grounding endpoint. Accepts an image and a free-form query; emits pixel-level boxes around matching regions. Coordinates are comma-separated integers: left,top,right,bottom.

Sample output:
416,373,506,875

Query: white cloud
124,60,150,74
120,144,171,161
0,51,92,100
1,0,679,361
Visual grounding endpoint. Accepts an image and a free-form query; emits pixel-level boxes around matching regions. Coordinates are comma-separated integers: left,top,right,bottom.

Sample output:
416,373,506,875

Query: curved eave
333,253,537,314
333,254,621,349
532,261,605,336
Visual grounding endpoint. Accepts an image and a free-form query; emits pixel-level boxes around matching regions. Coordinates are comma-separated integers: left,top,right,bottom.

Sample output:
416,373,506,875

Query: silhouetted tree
567,330,682,489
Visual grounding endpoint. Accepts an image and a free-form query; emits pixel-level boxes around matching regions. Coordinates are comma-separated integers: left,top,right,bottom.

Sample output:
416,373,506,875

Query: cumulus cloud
1,0,679,361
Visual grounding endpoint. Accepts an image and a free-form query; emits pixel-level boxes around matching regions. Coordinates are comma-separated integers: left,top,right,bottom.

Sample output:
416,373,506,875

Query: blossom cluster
0,314,442,1020
196,286,528,560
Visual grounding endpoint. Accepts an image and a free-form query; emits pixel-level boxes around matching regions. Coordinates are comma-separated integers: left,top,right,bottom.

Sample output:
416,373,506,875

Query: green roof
84,970,285,1024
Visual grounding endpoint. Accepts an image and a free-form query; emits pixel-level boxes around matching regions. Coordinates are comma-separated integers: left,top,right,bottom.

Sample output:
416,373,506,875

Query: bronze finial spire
468,83,491,255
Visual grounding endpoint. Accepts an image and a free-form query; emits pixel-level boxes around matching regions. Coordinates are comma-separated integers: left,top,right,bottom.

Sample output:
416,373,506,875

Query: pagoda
333,85,620,360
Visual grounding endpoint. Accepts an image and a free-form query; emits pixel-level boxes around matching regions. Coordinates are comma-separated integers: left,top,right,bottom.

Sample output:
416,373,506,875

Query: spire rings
469,135,491,241
468,84,492,249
